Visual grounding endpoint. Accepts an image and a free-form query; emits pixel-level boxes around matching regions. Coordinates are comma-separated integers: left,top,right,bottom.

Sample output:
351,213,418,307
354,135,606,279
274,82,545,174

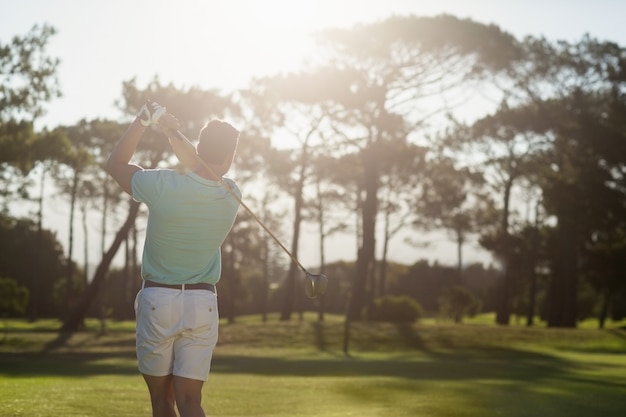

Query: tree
448,101,549,325
447,35,626,327
52,130,93,316
274,118,324,321
314,15,519,323
418,155,497,279
0,24,60,122
0,24,63,319
17,129,70,320
0,24,61,211
245,73,339,321
488,35,626,327
62,200,140,331
0,213,66,317
229,125,286,322
376,141,427,301
308,152,355,321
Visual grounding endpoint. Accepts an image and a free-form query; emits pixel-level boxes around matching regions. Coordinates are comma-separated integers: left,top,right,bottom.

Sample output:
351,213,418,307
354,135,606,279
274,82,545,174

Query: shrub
368,295,423,323
0,277,30,316
438,285,481,323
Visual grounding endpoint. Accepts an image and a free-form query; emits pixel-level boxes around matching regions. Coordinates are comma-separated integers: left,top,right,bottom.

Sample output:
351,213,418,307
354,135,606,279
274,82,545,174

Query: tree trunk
81,199,89,285
64,171,80,317
97,181,109,324
348,146,378,321
456,231,464,281
547,216,578,328
526,263,538,327
261,236,269,323
342,315,351,356
315,178,326,322
61,200,140,332
495,177,514,325
280,144,308,321
378,240,389,300
101,179,108,257
598,289,611,330
378,205,391,300
30,163,47,321
224,234,237,324
526,215,540,327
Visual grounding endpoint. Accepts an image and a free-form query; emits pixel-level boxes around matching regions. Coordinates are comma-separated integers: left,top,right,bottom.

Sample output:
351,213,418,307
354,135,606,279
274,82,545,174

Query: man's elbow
104,158,124,190
105,156,116,176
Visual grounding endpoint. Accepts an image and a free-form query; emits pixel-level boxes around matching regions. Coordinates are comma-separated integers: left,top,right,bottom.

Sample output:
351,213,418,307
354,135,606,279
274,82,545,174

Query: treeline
0,214,500,322
1,16,625,330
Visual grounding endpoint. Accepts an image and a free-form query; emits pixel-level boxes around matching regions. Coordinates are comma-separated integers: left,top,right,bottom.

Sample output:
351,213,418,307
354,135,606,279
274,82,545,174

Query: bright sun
238,0,322,31
229,0,326,75
154,0,338,88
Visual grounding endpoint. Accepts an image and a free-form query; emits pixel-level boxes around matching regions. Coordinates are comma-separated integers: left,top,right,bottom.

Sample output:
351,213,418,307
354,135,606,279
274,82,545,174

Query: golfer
106,100,240,417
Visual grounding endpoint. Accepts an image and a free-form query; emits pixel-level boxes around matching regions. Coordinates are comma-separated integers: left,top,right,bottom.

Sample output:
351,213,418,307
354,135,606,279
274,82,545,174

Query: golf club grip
166,128,308,274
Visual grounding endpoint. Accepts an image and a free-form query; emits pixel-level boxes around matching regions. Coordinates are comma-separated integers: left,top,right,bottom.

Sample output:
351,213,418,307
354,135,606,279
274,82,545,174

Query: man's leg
143,374,177,417
174,376,205,417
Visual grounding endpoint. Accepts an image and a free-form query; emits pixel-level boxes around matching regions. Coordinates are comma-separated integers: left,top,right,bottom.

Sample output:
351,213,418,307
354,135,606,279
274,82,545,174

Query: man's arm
106,100,167,195
106,118,146,195
165,129,201,172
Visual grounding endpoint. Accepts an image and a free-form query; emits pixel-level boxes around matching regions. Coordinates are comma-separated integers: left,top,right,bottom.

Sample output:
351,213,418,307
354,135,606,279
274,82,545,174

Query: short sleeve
222,177,242,200
131,169,165,206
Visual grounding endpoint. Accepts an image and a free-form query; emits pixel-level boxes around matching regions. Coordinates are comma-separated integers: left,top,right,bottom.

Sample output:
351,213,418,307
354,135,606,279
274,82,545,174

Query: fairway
1,317,625,417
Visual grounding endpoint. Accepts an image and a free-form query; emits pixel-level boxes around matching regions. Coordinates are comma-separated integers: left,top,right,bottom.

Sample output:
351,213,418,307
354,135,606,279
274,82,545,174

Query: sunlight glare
159,0,338,85
238,0,321,31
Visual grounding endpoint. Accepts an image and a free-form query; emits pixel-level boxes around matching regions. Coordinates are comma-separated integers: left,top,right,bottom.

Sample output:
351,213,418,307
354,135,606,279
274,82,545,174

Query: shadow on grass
607,328,626,340
0,332,559,382
1,322,625,395
0,330,138,377
0,351,138,377
211,348,562,379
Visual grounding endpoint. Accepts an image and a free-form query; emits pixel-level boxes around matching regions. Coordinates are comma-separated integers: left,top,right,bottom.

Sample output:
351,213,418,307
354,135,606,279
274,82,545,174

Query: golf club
166,128,328,299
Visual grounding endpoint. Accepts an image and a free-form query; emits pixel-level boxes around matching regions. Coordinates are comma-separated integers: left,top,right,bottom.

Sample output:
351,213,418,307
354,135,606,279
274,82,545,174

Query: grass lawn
1,315,625,417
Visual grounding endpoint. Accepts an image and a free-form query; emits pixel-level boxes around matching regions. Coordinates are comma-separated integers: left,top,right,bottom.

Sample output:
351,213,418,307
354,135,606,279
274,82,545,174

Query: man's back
132,169,240,285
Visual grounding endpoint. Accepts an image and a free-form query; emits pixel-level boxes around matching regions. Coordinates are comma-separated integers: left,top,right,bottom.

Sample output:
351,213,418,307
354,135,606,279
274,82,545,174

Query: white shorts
134,286,219,381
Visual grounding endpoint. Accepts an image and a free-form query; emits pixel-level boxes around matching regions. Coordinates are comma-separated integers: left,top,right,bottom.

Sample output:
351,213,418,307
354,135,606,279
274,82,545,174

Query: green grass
1,315,625,416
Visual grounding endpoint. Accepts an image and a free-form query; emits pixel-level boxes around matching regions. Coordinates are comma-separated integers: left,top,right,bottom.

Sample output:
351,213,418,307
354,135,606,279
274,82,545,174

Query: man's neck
194,166,223,181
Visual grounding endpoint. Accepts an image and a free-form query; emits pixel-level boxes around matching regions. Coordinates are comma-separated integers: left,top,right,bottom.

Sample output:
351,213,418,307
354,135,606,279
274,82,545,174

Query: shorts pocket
185,292,218,331
137,289,174,335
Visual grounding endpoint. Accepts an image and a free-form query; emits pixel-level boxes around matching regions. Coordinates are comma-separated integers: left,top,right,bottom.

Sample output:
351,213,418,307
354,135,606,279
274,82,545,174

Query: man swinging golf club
107,100,240,417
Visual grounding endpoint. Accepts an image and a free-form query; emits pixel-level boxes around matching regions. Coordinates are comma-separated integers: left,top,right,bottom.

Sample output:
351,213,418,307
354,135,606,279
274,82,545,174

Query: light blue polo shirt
131,169,240,285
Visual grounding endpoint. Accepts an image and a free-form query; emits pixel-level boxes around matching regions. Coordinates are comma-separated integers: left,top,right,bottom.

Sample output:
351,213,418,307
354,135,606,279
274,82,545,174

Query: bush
368,295,423,323
438,286,481,323
0,277,30,316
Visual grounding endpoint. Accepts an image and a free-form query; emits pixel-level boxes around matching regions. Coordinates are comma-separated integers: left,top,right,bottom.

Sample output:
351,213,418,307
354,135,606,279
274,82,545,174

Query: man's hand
158,112,180,131
137,100,167,126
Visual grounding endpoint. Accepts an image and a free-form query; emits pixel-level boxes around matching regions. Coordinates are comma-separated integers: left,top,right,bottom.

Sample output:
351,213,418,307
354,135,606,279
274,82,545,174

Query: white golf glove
137,100,166,127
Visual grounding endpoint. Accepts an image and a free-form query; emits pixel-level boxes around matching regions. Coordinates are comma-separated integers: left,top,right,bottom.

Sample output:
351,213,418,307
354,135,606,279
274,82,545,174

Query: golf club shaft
166,128,309,274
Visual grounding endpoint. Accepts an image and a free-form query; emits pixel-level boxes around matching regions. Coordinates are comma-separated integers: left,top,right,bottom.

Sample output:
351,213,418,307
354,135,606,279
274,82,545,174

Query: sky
4,0,626,130
3,0,626,269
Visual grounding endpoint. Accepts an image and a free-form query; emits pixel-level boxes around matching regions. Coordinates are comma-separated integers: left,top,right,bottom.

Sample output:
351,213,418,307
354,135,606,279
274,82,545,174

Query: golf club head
304,273,329,299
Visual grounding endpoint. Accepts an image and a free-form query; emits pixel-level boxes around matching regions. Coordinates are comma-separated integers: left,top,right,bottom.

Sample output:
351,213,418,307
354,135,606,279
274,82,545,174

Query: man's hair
196,120,240,164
